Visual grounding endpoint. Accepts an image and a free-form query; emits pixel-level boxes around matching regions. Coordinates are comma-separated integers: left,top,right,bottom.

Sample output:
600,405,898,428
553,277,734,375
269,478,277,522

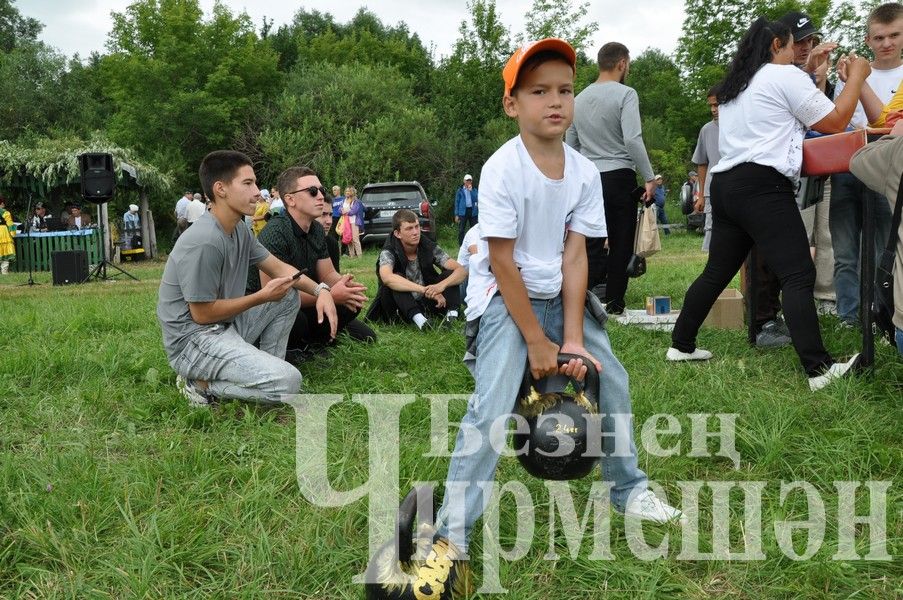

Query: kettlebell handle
394,485,435,563
518,353,600,410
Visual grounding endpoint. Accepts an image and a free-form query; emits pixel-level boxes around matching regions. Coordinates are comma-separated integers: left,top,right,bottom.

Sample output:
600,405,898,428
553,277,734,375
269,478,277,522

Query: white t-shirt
835,63,903,127
175,196,190,219
185,198,206,223
457,225,497,321
474,135,606,313
712,64,834,181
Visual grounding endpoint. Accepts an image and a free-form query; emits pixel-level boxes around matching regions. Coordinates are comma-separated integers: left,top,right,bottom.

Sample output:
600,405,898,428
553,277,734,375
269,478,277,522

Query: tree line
0,0,878,242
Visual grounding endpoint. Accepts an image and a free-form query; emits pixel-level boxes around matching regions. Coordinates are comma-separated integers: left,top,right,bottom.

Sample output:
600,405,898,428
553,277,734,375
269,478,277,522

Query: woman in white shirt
668,17,872,392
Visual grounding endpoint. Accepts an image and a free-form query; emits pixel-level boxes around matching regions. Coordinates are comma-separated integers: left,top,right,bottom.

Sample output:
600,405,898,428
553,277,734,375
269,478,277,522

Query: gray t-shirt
378,245,450,300
565,81,655,181
157,211,270,361
692,120,721,200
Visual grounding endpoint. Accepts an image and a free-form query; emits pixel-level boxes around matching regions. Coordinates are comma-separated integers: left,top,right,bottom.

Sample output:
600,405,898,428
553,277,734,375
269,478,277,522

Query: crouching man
366,209,466,330
157,150,337,407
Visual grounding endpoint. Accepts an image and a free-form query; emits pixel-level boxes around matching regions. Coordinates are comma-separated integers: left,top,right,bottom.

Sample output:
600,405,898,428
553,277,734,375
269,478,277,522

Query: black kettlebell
512,353,601,480
364,485,472,599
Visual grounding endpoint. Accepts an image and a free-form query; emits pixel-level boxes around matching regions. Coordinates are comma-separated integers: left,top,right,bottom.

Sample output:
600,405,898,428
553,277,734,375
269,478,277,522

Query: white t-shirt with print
712,64,834,181
473,135,606,314
835,63,903,127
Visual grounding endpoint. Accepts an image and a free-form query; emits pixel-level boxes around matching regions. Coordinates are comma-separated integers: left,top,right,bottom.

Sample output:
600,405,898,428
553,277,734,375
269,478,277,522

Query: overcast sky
21,0,686,61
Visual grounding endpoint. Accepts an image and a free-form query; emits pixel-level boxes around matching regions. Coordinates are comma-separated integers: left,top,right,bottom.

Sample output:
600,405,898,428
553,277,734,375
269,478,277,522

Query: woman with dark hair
668,17,872,391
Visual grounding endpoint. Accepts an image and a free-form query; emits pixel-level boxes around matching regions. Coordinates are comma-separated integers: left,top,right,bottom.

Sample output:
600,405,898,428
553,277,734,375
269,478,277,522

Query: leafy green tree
823,0,882,57
431,0,513,141
521,0,598,54
0,0,41,52
627,49,709,143
267,9,340,72
256,62,448,196
677,0,829,96
100,0,279,185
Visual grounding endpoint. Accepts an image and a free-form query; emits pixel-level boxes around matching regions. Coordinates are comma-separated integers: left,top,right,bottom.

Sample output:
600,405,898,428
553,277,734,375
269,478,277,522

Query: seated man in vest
366,209,466,330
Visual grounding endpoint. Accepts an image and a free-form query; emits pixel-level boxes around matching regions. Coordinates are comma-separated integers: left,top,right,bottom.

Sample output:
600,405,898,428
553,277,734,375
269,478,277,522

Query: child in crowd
434,38,684,555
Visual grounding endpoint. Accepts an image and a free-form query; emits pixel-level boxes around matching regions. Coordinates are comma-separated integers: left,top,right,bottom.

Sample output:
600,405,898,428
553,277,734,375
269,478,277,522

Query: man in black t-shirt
248,166,375,357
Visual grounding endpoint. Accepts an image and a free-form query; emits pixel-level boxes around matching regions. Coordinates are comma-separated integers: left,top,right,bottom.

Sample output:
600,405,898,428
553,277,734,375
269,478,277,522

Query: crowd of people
149,0,903,565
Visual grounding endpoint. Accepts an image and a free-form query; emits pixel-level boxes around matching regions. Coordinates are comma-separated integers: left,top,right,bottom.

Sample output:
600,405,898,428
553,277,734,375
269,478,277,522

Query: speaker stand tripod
84,203,138,282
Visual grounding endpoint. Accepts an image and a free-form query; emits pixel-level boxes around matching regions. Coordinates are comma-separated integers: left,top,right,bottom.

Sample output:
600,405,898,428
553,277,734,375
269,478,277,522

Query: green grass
1,225,900,598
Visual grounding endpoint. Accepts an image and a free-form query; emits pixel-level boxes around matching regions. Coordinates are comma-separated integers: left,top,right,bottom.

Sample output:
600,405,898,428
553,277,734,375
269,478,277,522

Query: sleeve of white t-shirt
779,67,834,127
476,154,519,240
567,164,607,238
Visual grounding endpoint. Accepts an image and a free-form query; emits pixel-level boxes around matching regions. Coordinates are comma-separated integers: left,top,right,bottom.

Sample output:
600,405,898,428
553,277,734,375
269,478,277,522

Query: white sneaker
808,354,861,392
619,489,687,524
666,347,713,361
176,375,212,407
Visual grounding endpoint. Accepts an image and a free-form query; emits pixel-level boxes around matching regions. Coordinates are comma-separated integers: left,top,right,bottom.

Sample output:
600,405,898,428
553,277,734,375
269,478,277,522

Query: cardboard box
703,288,745,330
645,296,671,315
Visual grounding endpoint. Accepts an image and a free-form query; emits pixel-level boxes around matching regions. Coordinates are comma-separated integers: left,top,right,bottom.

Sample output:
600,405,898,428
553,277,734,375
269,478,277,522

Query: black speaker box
79,153,116,202
52,250,89,285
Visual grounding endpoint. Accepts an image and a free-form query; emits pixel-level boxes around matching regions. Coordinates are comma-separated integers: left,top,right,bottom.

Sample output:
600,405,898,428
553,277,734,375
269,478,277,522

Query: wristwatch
313,282,331,296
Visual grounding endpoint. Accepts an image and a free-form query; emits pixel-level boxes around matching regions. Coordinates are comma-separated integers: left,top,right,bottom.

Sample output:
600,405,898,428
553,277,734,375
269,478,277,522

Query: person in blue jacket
454,174,478,244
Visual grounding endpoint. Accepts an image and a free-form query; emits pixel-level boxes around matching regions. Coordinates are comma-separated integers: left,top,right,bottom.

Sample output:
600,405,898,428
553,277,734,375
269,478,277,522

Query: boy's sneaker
618,490,687,524
666,347,713,361
808,354,861,392
755,320,792,348
176,375,214,407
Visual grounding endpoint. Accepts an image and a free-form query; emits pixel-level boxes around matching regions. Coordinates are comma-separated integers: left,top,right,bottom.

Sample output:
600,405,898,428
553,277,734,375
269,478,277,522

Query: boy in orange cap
434,39,684,556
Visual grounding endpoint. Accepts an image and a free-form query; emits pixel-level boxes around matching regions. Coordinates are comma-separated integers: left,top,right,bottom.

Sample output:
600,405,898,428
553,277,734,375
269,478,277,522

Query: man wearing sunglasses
247,166,374,360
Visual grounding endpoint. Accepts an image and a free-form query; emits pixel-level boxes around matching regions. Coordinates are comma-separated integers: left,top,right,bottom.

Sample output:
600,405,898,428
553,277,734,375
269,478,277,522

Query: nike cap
779,12,822,42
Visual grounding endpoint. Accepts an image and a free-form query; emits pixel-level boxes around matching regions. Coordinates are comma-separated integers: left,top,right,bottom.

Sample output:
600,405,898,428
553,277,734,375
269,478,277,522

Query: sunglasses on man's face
288,186,328,199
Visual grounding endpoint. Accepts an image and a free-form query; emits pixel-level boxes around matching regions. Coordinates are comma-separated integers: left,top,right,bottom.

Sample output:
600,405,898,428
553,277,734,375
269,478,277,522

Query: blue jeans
829,173,892,322
170,292,301,403
435,294,647,552
896,328,903,358
655,201,670,234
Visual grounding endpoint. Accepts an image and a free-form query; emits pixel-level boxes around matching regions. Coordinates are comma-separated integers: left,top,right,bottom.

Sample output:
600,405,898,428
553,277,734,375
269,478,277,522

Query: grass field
1,225,900,599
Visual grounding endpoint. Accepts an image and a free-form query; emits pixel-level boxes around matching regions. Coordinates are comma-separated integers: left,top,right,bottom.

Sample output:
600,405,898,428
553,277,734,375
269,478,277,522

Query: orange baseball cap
502,38,577,97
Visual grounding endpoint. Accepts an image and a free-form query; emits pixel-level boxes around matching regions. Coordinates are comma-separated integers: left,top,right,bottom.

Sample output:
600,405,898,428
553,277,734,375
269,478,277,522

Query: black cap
779,12,821,41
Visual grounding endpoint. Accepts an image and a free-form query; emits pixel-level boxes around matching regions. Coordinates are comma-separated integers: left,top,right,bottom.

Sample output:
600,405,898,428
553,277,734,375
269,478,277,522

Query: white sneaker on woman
666,347,713,361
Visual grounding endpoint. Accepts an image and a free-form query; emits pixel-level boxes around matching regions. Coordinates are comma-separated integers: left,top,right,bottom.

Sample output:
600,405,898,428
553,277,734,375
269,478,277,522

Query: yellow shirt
870,84,903,128
251,201,269,236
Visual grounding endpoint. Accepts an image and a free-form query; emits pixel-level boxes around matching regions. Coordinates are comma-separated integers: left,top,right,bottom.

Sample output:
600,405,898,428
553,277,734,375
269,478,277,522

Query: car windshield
362,188,422,205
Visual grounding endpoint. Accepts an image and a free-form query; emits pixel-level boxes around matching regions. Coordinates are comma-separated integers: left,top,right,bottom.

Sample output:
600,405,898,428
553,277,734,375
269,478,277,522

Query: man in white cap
124,204,140,231
454,174,478,245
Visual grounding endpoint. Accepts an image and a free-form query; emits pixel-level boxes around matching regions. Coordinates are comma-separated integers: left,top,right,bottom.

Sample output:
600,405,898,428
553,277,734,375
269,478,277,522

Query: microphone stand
17,191,39,287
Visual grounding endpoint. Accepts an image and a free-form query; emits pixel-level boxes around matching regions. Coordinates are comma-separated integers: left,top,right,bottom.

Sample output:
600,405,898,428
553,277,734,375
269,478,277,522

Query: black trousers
588,169,639,310
457,208,477,245
671,163,833,377
376,274,462,323
288,304,376,349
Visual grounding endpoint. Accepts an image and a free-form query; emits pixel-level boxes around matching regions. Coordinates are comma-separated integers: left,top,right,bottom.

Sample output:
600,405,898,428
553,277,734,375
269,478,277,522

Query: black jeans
376,272,462,323
457,208,477,245
589,169,640,310
288,304,376,349
671,163,833,377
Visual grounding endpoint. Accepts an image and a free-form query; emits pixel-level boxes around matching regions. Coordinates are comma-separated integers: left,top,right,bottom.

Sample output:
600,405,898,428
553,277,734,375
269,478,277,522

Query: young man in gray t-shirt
157,150,337,406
